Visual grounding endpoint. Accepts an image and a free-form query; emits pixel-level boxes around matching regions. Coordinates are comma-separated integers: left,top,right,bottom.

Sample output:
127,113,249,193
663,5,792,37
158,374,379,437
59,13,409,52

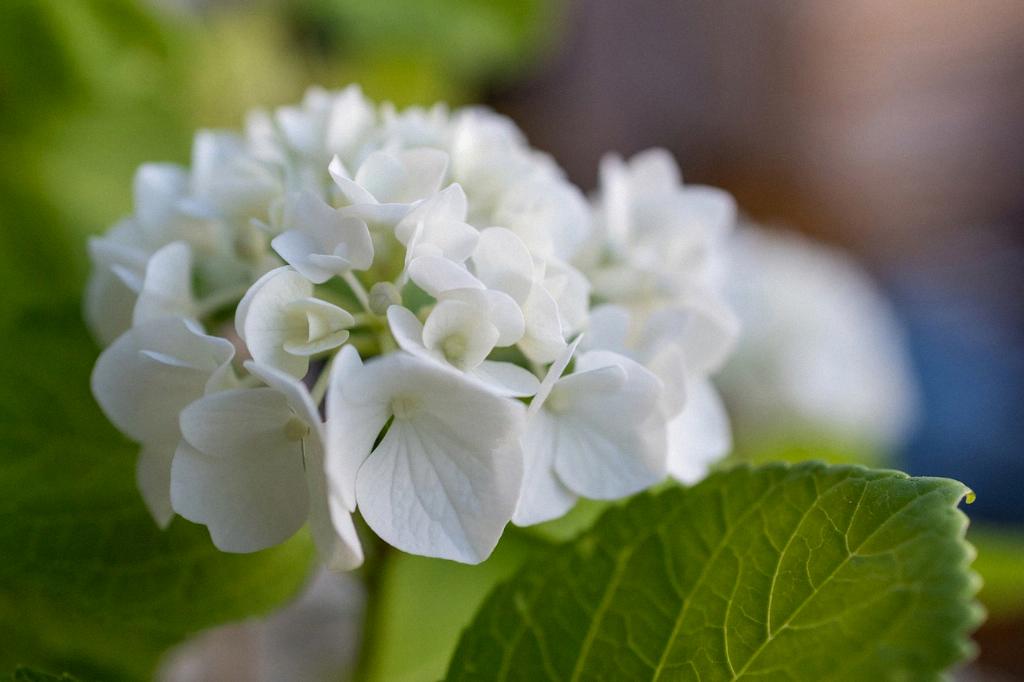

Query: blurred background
1,0,1022,679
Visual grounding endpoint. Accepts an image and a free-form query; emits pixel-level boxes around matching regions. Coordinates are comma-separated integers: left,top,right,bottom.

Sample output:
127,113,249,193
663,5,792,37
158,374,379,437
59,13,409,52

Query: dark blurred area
487,0,1024,526
1,0,1022,678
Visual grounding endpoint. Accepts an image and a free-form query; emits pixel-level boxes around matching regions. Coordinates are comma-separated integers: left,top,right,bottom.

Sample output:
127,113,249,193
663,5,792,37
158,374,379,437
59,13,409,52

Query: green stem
344,271,372,315
351,528,391,681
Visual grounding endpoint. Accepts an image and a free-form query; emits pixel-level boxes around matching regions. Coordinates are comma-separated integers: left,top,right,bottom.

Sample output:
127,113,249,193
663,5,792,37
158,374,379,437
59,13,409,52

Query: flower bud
368,281,402,316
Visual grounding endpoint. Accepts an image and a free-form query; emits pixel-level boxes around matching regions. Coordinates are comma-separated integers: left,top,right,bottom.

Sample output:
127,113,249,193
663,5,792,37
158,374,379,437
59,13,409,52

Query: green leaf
446,462,982,681
0,306,315,680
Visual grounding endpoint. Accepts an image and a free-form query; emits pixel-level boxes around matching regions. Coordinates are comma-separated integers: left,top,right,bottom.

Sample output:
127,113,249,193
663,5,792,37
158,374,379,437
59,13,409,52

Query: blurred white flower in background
716,226,919,455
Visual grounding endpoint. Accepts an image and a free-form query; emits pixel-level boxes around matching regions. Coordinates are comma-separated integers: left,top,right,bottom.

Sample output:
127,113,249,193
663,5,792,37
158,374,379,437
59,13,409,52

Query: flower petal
132,242,194,326
471,360,540,398
351,352,525,563
325,346,391,511
552,351,668,499
136,442,176,528
512,409,577,526
666,377,731,484
170,441,308,553
180,387,298,460
407,255,484,297
91,318,235,444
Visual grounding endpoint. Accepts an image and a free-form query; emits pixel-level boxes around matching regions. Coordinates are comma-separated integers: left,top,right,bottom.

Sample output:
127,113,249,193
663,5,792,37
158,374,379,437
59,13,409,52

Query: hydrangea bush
87,85,737,568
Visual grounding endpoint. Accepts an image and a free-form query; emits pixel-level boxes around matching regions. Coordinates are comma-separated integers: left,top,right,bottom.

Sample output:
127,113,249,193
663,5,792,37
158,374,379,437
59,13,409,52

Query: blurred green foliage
4,667,81,682
0,305,317,680
969,526,1024,621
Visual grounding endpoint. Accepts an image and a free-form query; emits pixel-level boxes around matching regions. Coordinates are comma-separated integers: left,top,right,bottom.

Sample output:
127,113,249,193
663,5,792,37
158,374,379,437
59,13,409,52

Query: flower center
442,334,468,365
391,395,420,420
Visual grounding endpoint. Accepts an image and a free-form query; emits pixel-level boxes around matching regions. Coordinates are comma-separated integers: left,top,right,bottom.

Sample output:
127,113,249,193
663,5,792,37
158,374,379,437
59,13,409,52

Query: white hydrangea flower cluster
88,86,739,567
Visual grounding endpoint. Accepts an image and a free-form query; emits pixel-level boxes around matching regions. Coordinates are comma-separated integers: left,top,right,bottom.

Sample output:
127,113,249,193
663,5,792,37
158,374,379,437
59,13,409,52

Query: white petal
627,148,681,192
512,409,578,526
246,360,325,438
422,299,499,370
666,377,731,484
353,150,409,203
552,351,668,499
543,260,590,337
581,304,631,356
305,442,364,571
85,268,140,347
329,156,377,206
472,227,534,303
273,192,374,281
441,288,524,347
134,163,188,233
240,267,314,377
91,318,235,444
179,387,297,460
646,343,688,418
170,441,308,553
392,148,450,202
642,297,739,375
471,360,540,398
136,442,176,528
132,242,194,326
681,185,737,241
531,335,582,414
395,183,469,245
352,353,525,563
282,298,354,356
386,305,428,355
518,285,566,364
235,267,283,340
324,346,390,511
408,255,484,297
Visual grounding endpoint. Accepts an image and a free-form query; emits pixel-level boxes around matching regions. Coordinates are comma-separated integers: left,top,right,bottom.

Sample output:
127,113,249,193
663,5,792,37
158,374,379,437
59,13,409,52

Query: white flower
87,86,744,567
404,254,526,347
328,147,449,226
514,339,668,526
405,233,571,365
448,109,556,221
717,227,918,451
387,298,539,397
189,131,281,220
91,317,236,526
585,148,735,304
395,184,479,265
325,347,525,564
665,376,732,484
582,302,738,482
380,101,452,149
473,228,574,363
171,361,363,571
492,176,592,262
247,85,376,169
132,163,226,256
270,191,374,284
235,266,354,378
